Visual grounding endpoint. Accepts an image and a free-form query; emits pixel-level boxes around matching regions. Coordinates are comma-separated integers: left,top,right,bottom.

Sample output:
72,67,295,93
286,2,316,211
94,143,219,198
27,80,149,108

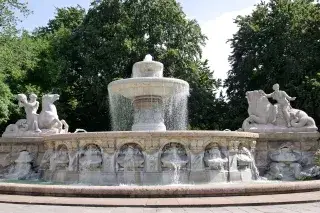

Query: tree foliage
0,0,220,132
0,0,34,126
225,0,320,130
36,0,220,131
0,0,30,34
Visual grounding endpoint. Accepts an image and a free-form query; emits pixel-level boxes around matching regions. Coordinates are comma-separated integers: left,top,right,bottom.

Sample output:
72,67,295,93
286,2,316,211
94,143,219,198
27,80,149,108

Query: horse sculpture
242,90,317,132
2,93,69,137
38,94,69,133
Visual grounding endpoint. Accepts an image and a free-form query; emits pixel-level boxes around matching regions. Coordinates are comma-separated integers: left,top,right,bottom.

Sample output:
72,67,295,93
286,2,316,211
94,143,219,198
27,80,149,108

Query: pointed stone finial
143,54,153,62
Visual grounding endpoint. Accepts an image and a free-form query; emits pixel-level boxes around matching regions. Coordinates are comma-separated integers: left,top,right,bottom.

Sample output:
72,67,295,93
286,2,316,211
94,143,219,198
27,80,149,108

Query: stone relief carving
300,150,320,179
6,150,34,180
230,143,260,180
79,144,103,171
161,143,188,170
265,142,304,180
116,143,144,171
145,153,159,172
2,94,69,137
204,143,228,171
40,149,53,170
52,145,69,170
242,84,317,132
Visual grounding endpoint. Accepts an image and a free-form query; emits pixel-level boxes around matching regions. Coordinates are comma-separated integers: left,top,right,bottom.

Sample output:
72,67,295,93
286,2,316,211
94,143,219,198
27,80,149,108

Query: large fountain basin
108,77,189,99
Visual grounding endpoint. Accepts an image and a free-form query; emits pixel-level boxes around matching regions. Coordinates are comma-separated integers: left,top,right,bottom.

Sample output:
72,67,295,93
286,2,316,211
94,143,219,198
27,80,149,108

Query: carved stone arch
116,138,145,151
116,143,144,162
160,142,189,160
56,144,69,152
159,138,189,152
78,143,103,171
81,143,103,153
203,137,228,150
160,142,189,171
204,142,221,151
116,143,145,172
55,141,73,152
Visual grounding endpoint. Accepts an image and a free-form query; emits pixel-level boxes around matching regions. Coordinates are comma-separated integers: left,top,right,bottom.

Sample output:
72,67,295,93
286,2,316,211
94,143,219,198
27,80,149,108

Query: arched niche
54,144,70,170
116,143,144,171
79,144,103,171
160,142,188,170
203,142,228,170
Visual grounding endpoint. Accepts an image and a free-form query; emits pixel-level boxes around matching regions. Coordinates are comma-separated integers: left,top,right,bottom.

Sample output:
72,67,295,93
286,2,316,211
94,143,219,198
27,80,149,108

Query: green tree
0,0,33,126
0,32,50,128
0,0,30,35
45,0,220,131
225,0,320,130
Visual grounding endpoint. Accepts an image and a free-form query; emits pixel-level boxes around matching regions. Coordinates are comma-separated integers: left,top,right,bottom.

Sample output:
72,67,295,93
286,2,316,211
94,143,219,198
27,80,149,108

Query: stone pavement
0,202,319,213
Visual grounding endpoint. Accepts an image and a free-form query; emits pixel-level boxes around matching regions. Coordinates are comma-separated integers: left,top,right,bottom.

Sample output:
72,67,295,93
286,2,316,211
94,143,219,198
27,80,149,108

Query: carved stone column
143,138,161,185
189,139,206,183
101,139,117,185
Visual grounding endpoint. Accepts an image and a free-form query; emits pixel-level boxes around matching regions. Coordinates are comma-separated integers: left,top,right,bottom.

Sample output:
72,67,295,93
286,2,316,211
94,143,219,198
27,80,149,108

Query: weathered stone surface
267,141,300,151
2,94,68,138
257,132,320,180
242,85,318,133
0,131,318,184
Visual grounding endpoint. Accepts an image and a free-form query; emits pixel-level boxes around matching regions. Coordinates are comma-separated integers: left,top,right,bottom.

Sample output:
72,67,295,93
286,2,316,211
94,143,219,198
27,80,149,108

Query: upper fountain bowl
132,54,164,78
108,77,189,99
108,54,189,99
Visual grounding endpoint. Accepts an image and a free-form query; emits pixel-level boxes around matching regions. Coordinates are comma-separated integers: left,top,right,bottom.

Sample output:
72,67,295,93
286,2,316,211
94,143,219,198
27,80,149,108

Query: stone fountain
0,56,318,188
108,54,189,131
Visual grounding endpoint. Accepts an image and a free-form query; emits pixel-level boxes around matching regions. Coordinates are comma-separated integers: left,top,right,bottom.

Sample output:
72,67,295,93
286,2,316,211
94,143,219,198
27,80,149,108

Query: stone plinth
255,132,320,180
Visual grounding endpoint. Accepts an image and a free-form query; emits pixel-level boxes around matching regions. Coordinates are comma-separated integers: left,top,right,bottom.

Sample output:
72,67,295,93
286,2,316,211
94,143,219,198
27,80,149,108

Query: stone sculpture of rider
259,83,296,127
3,93,68,138
18,93,41,132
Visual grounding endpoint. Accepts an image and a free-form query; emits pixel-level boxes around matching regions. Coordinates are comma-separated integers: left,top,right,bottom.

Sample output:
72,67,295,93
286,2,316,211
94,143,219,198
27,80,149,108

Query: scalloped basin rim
108,77,190,98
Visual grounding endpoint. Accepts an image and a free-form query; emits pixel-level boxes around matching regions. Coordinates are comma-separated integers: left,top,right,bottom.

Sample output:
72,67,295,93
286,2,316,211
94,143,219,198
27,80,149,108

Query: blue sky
19,0,260,81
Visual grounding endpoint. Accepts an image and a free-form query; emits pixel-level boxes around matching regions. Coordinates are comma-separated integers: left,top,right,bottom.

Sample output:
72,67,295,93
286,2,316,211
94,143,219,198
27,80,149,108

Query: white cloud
201,6,255,82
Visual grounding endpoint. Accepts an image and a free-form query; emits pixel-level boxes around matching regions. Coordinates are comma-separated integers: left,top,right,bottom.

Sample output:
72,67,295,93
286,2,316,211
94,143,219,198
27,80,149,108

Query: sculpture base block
2,128,68,138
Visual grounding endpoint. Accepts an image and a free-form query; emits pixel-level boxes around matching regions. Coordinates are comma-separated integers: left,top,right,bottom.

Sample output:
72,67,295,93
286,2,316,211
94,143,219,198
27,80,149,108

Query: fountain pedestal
132,95,165,131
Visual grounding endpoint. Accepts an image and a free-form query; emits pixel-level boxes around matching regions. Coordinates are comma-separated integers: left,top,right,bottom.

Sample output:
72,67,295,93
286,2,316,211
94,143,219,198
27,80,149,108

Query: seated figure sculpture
242,84,317,132
116,145,144,171
236,144,260,180
79,144,103,171
2,93,69,137
204,143,228,170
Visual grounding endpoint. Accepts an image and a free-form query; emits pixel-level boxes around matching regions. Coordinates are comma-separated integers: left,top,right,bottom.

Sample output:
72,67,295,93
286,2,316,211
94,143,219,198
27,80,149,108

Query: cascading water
171,147,182,184
108,54,189,131
6,151,33,180
161,143,188,184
